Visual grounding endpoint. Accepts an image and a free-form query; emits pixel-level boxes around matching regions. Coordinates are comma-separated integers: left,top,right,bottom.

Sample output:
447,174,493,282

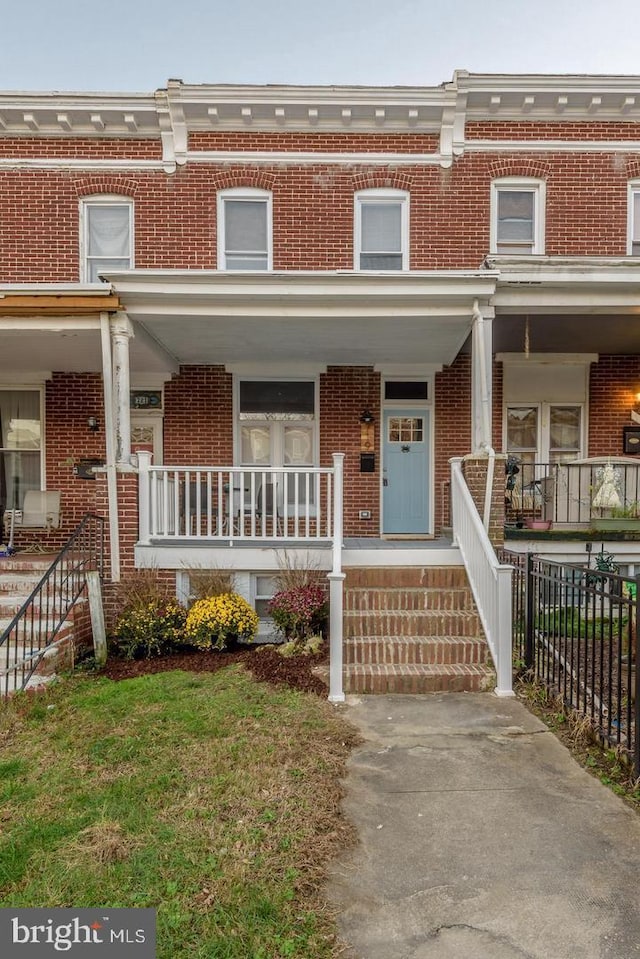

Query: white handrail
451,457,514,697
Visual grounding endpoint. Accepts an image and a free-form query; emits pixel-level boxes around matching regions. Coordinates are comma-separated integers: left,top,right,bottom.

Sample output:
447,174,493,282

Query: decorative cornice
3,73,640,174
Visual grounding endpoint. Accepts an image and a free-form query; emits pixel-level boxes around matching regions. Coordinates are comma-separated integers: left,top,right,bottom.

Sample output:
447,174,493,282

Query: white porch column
111,312,134,466
471,301,494,453
137,450,152,546
100,313,120,582
328,452,345,703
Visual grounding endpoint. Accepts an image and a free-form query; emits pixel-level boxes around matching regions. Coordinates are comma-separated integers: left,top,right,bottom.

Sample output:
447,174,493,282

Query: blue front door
383,409,429,534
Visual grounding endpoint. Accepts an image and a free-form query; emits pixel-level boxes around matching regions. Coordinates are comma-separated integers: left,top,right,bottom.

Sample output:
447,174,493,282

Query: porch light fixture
631,394,640,425
359,409,374,424
87,416,99,432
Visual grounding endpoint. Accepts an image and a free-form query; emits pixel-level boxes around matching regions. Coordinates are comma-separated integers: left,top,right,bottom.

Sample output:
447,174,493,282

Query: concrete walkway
327,693,640,959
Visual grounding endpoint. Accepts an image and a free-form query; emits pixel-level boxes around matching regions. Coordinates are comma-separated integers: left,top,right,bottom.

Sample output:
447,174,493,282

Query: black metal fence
500,548,640,778
0,513,104,696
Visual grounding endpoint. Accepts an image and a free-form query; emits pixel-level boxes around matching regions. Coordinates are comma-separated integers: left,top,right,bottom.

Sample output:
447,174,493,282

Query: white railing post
137,451,152,546
328,453,345,703
495,565,514,697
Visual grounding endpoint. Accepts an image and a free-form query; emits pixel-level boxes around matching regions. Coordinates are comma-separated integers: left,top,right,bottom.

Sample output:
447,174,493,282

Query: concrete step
344,663,496,694
344,635,492,666
344,609,482,638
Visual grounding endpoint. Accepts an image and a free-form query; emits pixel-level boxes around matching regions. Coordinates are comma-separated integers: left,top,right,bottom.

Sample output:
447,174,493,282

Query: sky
2,0,640,93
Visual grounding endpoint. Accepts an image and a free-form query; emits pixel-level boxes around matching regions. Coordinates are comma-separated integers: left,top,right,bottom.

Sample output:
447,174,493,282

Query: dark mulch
98,643,330,696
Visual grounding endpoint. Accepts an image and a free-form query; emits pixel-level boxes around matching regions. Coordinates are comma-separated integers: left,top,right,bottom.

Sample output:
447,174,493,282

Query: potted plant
592,501,640,531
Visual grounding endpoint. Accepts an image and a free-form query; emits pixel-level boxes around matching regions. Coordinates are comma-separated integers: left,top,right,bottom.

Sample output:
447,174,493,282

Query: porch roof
488,256,640,354
103,270,498,370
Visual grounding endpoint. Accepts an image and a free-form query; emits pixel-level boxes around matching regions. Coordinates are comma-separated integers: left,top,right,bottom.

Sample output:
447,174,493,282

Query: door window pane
284,426,313,465
550,406,581,463
506,407,538,451
388,417,424,443
241,426,271,465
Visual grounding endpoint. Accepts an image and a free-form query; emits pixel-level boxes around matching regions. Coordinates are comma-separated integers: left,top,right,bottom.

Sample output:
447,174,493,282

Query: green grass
0,667,358,958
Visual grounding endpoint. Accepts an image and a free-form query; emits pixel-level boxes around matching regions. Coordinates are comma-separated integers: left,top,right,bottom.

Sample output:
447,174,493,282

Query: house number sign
130,391,162,411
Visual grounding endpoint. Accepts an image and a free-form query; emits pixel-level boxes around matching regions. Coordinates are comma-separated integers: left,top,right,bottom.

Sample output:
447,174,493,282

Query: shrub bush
111,601,187,659
185,592,259,651
268,584,328,642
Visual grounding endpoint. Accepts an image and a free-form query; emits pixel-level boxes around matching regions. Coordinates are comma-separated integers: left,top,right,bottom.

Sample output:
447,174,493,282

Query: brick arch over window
210,171,275,191
351,172,413,192
489,159,550,181
72,177,138,198
626,158,640,179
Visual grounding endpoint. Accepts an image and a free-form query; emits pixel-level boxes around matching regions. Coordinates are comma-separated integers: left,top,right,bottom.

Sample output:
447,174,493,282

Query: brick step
0,573,46,591
1,624,75,662
0,593,85,617
0,556,57,572
344,610,482,638
344,566,469,589
0,616,78,640
345,586,477,612
344,663,496,695
344,635,491,666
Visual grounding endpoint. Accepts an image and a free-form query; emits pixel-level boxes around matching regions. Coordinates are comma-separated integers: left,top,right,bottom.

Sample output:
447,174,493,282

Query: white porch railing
138,457,337,544
451,457,514,697
137,451,345,703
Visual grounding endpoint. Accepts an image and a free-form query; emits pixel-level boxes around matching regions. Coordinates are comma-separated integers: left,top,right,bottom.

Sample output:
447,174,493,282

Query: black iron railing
500,548,640,777
505,460,640,526
0,513,105,696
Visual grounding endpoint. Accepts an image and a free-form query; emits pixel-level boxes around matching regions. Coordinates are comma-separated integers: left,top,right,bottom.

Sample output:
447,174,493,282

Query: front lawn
0,666,359,958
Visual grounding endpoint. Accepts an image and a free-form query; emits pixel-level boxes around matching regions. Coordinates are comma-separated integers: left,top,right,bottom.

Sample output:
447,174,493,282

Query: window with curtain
0,390,42,511
81,197,133,282
218,189,271,270
629,187,640,255
355,189,408,270
491,179,545,255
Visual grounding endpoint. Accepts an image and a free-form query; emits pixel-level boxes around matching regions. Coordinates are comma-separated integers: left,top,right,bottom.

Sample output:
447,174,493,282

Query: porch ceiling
493,313,640,355
0,321,176,375
105,270,498,368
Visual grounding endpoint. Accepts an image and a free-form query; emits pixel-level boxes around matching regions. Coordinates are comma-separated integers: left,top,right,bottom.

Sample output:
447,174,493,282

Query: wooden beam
0,294,121,315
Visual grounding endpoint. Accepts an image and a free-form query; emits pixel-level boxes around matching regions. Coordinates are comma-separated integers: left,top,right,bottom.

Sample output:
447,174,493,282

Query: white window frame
217,187,273,271
354,188,409,271
79,195,134,283
490,178,545,255
503,402,585,464
627,181,640,255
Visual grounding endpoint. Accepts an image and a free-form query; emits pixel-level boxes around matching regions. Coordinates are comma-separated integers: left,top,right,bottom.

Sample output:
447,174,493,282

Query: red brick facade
2,74,640,568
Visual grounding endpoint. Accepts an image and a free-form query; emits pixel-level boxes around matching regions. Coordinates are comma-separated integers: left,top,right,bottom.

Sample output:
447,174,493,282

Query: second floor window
355,189,409,270
491,179,545,255
218,188,272,270
628,183,640,255
81,197,133,282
